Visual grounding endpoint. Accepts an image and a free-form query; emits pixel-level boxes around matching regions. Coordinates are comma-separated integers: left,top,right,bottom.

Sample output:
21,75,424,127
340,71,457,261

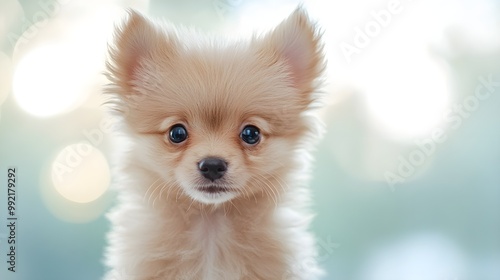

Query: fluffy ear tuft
106,9,176,94
259,7,324,92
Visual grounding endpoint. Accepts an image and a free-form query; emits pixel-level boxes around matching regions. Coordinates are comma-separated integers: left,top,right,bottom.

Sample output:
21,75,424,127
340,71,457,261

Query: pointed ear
106,9,177,94
259,7,324,92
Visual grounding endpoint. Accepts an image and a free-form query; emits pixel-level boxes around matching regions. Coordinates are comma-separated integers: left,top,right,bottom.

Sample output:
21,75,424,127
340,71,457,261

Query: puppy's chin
183,183,238,205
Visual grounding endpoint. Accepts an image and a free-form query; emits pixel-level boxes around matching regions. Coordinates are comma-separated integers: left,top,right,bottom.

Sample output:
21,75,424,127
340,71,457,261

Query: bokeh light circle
51,142,110,203
12,44,90,117
362,54,450,140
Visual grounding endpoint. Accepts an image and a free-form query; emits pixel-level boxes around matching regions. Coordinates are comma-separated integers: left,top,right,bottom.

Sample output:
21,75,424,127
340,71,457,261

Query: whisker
149,182,164,206
256,175,279,206
143,177,162,203
254,176,277,206
186,198,196,213
222,203,227,216
165,183,176,201
152,182,168,208
175,188,181,202
229,200,242,216
158,181,172,200
262,171,288,194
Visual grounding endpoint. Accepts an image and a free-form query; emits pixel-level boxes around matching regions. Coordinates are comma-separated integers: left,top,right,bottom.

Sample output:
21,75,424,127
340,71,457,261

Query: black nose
198,157,227,181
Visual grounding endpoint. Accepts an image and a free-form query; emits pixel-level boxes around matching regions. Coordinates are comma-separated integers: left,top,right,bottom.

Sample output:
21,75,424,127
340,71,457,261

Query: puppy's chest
188,214,244,280
167,211,287,279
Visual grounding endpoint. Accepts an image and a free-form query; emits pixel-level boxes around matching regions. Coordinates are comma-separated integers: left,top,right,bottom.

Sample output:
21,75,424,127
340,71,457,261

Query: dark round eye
169,124,188,143
240,125,260,145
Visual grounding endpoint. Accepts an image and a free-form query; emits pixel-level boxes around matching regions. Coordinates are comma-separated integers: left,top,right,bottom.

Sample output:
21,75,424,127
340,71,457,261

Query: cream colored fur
103,7,326,280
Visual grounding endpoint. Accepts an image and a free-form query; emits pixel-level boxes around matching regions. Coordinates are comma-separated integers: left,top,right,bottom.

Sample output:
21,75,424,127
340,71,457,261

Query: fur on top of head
105,7,324,129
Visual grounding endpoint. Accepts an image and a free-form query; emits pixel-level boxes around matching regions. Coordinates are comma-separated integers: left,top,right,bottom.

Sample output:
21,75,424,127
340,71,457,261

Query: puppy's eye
240,125,260,145
169,124,188,143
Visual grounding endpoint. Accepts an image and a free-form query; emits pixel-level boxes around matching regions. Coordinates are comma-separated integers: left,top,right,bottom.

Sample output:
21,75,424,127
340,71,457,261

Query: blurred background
0,0,499,279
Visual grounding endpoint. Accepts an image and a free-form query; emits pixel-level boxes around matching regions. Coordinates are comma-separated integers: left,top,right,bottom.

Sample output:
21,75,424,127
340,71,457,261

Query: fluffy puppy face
106,8,323,204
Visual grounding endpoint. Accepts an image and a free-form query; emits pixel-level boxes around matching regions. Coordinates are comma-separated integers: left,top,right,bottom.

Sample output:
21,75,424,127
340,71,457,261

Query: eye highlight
240,125,260,145
169,124,188,143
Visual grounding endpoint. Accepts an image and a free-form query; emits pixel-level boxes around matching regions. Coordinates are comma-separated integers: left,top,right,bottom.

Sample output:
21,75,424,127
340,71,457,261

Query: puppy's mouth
190,184,238,204
197,185,232,194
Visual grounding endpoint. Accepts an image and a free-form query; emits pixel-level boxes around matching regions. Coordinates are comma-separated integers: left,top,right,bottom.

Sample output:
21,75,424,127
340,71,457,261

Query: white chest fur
188,210,233,280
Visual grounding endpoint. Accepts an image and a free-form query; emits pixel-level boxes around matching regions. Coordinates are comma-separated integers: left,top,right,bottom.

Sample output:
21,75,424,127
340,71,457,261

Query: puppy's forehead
192,103,235,130
166,49,285,124
140,45,303,134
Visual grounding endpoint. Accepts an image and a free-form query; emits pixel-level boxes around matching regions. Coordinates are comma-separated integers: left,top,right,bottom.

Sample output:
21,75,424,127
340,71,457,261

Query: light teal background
1,0,499,279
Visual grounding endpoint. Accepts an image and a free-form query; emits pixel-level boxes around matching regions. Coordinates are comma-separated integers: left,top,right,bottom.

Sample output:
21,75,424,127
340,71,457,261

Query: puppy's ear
259,7,324,93
106,9,177,95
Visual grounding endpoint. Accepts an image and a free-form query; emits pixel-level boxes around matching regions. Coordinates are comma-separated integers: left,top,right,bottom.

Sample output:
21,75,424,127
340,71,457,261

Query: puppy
103,7,326,280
